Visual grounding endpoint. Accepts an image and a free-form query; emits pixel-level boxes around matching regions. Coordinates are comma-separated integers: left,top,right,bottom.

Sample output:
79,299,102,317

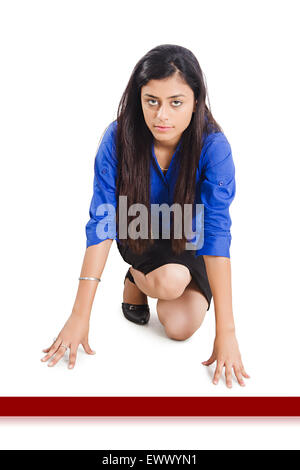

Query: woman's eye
147,99,182,107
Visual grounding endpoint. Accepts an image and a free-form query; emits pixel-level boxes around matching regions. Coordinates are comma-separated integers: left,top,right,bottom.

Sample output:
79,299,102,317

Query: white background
1,0,300,450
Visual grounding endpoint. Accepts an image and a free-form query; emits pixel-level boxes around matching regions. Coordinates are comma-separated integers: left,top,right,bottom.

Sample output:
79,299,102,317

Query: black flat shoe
122,302,150,325
122,268,150,325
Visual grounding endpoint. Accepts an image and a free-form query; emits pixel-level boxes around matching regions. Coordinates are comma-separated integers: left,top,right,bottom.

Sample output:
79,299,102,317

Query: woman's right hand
40,312,96,369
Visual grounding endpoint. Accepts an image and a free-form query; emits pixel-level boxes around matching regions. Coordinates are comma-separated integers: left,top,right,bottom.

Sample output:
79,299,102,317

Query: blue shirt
85,120,236,258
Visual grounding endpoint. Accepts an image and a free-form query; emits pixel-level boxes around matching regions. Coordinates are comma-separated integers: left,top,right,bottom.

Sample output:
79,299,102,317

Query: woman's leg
129,264,192,300
127,264,208,338
156,278,209,340
123,274,148,304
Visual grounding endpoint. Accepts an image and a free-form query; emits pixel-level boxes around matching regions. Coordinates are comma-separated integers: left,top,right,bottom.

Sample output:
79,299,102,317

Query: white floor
2,241,298,398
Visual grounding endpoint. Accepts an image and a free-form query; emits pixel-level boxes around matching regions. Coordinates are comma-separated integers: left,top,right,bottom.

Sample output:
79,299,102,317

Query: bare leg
156,278,209,340
123,271,148,304
129,264,192,300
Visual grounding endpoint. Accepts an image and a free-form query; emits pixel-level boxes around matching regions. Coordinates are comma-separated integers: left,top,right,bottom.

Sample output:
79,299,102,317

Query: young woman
41,44,250,388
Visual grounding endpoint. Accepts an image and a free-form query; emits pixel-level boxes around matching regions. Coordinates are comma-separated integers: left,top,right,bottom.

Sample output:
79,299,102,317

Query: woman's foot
122,268,150,325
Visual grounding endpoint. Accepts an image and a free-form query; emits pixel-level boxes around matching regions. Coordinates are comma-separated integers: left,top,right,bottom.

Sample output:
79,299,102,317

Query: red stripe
0,397,299,416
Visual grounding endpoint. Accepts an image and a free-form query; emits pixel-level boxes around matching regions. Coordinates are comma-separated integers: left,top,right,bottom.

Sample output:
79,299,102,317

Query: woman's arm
41,121,119,369
202,255,250,388
41,239,114,368
195,132,250,387
203,255,235,334
72,239,114,320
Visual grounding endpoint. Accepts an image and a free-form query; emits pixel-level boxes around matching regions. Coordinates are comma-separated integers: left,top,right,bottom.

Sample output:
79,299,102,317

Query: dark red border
0,397,299,417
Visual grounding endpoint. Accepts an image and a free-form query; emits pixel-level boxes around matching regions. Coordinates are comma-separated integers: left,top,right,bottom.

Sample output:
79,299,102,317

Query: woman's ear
193,99,198,113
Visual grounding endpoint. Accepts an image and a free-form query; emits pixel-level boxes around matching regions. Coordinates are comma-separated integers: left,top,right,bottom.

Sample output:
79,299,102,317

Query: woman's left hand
202,330,250,388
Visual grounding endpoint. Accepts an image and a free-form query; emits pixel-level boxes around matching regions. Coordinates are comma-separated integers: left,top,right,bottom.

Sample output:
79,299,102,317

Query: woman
41,44,250,388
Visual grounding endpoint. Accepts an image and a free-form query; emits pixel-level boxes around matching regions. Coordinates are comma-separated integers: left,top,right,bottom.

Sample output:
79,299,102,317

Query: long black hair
115,44,223,255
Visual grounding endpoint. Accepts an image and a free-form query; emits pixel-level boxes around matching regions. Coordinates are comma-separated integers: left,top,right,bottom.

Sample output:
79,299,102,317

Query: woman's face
141,74,197,146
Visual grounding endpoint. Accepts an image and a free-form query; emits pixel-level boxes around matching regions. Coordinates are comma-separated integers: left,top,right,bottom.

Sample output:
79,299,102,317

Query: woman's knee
150,265,191,300
157,300,207,340
157,308,198,340
164,320,197,341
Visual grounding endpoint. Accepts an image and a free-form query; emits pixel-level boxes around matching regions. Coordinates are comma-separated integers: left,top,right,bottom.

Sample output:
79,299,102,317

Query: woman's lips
155,126,173,131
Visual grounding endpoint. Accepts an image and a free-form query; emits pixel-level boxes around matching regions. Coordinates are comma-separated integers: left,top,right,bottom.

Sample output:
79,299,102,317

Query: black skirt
117,238,212,311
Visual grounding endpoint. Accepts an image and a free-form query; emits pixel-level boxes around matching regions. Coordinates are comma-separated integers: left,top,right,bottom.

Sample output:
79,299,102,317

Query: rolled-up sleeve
85,124,118,248
195,133,236,258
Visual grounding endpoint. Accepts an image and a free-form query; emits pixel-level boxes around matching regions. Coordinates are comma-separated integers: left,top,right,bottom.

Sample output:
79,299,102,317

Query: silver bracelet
78,276,101,282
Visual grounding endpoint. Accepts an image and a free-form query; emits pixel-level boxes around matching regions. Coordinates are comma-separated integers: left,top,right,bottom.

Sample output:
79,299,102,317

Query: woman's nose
157,104,169,120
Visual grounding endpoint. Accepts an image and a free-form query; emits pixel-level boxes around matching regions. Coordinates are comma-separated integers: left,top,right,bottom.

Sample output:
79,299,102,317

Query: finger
241,366,251,379
233,365,245,387
40,338,62,362
212,361,223,385
202,356,215,366
81,341,96,355
48,344,68,367
68,344,79,369
41,337,58,353
225,363,233,388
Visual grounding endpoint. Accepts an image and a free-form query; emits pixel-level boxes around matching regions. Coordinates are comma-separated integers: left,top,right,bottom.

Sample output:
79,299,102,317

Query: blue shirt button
218,181,223,186
102,168,108,175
